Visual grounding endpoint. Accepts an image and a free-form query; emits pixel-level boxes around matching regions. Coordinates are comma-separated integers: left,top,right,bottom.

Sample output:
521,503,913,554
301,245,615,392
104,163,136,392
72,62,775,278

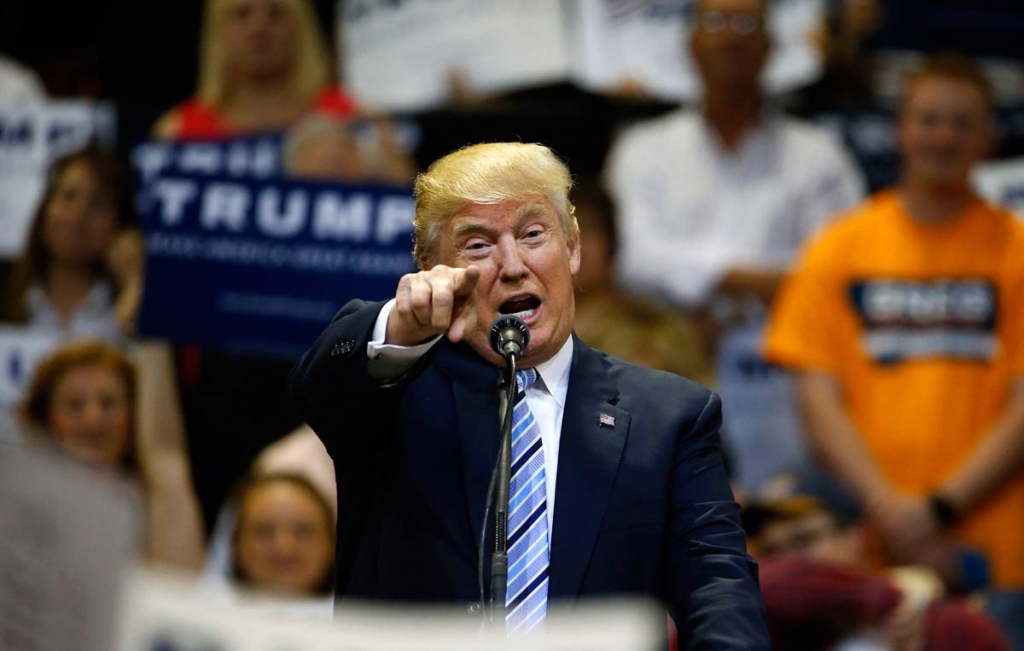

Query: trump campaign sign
133,139,416,358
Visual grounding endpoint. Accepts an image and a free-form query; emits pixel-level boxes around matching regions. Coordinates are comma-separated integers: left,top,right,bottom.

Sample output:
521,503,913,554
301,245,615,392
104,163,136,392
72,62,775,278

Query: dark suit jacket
290,300,769,649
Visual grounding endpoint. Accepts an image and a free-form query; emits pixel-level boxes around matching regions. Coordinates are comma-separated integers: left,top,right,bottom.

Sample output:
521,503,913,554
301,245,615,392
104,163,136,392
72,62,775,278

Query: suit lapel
431,340,504,561
549,336,630,600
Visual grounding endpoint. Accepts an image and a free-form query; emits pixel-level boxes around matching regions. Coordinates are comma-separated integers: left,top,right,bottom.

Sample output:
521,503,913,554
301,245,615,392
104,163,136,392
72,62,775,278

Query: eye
462,238,491,255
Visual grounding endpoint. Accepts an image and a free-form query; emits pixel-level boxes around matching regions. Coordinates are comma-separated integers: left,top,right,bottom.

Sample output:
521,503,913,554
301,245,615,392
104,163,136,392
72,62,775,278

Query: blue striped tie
505,368,549,634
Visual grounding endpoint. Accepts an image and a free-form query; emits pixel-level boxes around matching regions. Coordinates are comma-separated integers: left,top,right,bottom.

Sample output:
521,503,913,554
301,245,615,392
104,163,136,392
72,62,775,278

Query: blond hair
412,142,577,268
197,0,332,109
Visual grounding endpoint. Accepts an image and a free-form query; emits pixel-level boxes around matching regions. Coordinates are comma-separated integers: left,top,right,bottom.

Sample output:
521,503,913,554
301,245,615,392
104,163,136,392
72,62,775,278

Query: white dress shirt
367,299,572,541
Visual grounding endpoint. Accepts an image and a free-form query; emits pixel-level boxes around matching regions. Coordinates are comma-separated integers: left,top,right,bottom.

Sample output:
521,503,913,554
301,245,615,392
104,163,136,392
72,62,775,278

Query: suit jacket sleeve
289,299,420,461
668,391,770,650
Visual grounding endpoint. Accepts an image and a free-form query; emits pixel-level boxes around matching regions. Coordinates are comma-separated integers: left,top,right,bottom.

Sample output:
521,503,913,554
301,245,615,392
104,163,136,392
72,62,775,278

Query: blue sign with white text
136,166,416,359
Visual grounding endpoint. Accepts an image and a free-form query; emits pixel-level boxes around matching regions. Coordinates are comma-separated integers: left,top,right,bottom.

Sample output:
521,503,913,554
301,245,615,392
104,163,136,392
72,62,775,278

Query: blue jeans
987,590,1024,651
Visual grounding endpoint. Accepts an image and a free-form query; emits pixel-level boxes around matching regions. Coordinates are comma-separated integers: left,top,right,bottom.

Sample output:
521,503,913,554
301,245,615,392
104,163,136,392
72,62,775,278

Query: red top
172,86,358,140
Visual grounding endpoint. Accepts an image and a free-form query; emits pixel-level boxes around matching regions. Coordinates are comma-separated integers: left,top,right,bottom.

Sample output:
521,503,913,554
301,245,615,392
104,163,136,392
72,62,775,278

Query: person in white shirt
1,144,143,341
604,0,865,492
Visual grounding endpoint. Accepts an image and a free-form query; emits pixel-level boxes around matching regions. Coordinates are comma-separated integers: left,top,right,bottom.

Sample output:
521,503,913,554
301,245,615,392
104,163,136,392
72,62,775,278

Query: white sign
974,157,1024,218
568,0,824,101
0,100,116,258
717,322,810,492
340,0,572,112
0,326,62,442
0,441,142,651
119,570,664,651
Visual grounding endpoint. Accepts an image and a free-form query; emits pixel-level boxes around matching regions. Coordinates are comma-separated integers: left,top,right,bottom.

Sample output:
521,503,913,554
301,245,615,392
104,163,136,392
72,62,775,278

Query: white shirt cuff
366,299,442,379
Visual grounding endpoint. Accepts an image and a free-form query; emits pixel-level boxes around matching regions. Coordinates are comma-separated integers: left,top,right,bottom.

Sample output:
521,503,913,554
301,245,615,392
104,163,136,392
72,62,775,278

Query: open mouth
499,296,541,320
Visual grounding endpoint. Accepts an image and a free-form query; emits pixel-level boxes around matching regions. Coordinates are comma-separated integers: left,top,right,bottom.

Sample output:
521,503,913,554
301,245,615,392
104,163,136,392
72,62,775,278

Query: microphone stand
490,352,517,623
481,314,529,628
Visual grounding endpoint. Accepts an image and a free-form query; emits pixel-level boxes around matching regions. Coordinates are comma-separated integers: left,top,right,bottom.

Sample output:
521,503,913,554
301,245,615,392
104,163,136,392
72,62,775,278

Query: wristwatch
928,493,959,528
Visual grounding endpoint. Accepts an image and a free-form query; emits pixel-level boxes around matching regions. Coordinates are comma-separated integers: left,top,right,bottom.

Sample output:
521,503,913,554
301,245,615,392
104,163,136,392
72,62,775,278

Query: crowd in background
2,0,1024,648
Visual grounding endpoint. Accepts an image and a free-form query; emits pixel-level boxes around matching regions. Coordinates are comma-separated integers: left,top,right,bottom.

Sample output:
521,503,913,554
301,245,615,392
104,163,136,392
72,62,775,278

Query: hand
883,594,928,651
106,228,145,288
870,494,943,565
387,265,480,346
107,229,146,335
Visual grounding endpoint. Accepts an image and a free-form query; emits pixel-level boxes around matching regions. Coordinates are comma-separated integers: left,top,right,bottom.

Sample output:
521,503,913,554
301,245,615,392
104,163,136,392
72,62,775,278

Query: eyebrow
450,202,552,240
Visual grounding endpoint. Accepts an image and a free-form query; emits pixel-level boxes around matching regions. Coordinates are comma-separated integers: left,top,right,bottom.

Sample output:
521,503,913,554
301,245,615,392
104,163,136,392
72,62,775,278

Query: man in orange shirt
765,54,1024,647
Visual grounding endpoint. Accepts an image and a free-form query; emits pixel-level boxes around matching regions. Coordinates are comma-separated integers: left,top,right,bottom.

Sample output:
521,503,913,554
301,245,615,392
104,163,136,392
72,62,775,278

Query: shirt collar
27,280,113,322
530,335,574,409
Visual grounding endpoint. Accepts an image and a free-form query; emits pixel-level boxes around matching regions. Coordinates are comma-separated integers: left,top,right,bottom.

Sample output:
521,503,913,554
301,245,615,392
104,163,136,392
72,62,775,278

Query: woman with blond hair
19,340,206,570
153,0,357,140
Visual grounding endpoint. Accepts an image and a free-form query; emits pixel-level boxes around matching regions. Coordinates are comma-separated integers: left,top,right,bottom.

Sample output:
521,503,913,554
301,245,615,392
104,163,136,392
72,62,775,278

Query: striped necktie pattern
505,367,550,634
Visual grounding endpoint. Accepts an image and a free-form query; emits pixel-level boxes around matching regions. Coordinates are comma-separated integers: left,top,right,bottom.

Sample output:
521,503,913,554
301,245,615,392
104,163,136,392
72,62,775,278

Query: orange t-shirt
764,190,1024,587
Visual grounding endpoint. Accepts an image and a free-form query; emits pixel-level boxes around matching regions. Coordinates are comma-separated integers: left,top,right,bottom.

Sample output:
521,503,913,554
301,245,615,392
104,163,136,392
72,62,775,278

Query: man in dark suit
290,142,768,647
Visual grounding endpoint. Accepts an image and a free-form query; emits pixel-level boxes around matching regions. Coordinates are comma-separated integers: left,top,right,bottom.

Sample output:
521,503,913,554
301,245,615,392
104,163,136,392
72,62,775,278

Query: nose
59,194,90,226
81,400,107,430
496,236,527,282
272,528,299,554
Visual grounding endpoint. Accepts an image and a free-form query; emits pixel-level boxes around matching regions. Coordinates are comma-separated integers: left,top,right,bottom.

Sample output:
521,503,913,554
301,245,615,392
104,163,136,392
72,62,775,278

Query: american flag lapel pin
598,413,615,429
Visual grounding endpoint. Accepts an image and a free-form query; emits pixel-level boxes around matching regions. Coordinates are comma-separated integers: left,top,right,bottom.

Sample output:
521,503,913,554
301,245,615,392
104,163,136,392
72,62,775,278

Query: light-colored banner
0,326,62,441
974,157,1024,218
0,101,116,258
569,0,825,101
119,569,665,651
340,0,572,112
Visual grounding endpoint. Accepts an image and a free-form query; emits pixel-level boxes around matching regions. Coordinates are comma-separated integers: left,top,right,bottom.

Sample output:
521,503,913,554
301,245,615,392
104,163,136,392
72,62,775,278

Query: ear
567,231,581,277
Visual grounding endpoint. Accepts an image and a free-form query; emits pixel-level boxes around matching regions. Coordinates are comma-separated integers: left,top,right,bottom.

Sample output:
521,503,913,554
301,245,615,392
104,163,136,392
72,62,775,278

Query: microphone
489,315,530,360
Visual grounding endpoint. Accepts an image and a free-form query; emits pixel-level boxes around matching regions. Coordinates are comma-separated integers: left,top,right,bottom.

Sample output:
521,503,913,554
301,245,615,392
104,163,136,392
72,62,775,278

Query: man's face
898,76,992,188
689,0,770,93
437,200,581,368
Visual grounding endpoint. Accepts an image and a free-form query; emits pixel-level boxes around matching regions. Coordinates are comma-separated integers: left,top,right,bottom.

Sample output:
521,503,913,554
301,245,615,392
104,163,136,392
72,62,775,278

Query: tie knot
516,368,538,392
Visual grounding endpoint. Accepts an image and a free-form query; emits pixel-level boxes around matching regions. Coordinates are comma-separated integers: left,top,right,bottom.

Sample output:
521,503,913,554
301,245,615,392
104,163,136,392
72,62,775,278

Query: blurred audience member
744,495,1010,651
17,340,206,570
1,144,143,340
572,179,712,385
203,424,336,582
152,0,357,140
766,53,1024,648
231,473,335,597
283,115,417,186
604,0,864,490
0,54,46,102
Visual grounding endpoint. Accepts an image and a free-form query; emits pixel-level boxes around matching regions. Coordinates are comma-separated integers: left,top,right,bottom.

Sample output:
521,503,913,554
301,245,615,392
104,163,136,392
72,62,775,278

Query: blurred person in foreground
572,178,713,387
17,340,205,570
604,0,864,492
1,144,144,340
765,53,1024,648
152,0,357,140
290,142,769,646
744,495,1010,651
